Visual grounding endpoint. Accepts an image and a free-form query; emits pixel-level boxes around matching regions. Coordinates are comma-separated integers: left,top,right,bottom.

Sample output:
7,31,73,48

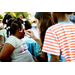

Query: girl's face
35,18,40,30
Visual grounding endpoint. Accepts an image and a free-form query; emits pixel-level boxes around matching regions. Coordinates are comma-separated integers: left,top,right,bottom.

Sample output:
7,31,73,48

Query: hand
33,56,39,62
0,44,4,48
25,29,35,39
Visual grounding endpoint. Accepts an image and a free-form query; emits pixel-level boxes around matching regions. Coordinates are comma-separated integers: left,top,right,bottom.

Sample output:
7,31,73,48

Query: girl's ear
18,28,22,33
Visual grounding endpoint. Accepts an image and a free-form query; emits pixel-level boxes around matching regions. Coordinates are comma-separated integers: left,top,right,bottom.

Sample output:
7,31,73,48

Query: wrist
33,36,36,39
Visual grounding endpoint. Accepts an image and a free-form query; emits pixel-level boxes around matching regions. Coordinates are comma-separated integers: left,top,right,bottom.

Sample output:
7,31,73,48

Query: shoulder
5,36,16,43
0,29,7,34
5,36,17,48
46,24,61,32
7,35,16,39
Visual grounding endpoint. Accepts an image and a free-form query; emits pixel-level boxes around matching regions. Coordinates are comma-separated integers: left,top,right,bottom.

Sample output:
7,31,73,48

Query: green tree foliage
0,14,3,19
5,12,31,20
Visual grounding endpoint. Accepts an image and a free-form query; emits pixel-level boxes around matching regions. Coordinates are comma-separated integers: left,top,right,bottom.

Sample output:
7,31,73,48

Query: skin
0,25,25,61
20,14,23,19
0,35,4,46
52,12,71,23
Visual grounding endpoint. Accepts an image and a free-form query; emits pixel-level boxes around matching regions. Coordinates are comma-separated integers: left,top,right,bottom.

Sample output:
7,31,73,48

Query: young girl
0,18,34,62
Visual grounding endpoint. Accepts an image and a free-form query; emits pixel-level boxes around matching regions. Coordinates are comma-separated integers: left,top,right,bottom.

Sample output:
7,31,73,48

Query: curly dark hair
11,17,23,35
3,14,13,24
7,18,16,36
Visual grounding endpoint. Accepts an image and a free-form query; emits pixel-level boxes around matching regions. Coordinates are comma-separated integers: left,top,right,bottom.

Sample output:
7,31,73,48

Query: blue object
32,23,37,28
69,14,75,22
59,51,66,62
24,40,40,57
47,53,51,62
6,35,9,38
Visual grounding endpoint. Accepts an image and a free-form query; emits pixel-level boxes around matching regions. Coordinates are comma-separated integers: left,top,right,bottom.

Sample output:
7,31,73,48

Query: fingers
26,29,33,35
26,32,30,35
26,29,30,31
25,29,32,33
25,29,35,38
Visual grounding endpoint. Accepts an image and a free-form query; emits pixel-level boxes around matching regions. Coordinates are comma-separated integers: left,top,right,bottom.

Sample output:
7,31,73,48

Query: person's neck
58,14,71,23
13,34,21,39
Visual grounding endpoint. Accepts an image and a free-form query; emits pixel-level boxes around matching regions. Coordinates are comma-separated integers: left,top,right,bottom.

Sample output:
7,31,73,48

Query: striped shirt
42,22,75,62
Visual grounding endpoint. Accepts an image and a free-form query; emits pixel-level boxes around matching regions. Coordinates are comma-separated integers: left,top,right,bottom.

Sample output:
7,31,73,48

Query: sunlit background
0,12,36,20
28,12,36,20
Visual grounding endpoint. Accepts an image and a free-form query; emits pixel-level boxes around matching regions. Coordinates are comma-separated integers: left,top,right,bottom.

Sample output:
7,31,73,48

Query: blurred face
35,18,40,30
20,14,23,19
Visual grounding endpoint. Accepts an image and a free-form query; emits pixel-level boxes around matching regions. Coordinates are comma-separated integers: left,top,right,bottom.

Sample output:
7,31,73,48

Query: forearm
33,36,42,47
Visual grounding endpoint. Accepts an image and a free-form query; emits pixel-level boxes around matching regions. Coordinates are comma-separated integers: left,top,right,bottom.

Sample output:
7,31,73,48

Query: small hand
25,29,35,38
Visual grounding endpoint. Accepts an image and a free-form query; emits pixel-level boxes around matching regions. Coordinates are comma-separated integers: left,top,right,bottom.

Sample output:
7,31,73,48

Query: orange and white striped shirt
42,22,75,62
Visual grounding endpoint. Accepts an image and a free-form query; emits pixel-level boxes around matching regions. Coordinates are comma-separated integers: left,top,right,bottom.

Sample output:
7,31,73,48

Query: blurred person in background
20,14,26,22
0,19,3,30
32,20,37,29
0,14,13,51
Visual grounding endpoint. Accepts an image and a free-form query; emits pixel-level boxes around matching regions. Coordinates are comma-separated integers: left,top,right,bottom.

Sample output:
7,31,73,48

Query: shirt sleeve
5,37,16,48
42,27,60,56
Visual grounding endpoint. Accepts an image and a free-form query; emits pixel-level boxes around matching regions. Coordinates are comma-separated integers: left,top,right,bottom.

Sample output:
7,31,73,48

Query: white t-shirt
5,36,34,62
